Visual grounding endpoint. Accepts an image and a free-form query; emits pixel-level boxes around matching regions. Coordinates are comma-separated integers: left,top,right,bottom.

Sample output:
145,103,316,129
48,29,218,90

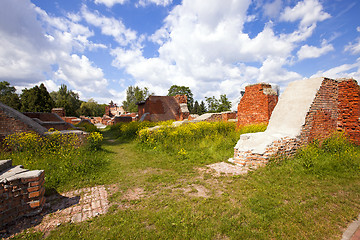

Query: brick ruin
231,77,360,168
0,102,47,140
137,95,190,122
23,112,74,131
237,83,278,127
0,160,45,229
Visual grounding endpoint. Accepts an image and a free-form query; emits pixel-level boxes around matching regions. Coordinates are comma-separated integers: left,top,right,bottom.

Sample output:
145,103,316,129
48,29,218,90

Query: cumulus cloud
345,38,360,55
263,0,282,18
311,58,360,80
110,0,318,100
137,0,172,7
81,5,138,47
280,0,330,27
297,40,334,60
94,0,127,8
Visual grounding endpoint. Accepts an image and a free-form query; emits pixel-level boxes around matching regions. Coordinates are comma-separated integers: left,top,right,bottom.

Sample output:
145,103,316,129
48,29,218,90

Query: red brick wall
51,108,65,117
300,78,360,145
338,80,360,145
0,111,35,139
222,112,237,121
300,78,339,145
0,160,45,228
237,83,278,127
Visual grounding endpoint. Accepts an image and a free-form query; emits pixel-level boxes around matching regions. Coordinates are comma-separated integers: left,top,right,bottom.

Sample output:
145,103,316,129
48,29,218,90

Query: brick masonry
0,160,45,229
237,83,278,127
232,78,360,168
137,95,189,122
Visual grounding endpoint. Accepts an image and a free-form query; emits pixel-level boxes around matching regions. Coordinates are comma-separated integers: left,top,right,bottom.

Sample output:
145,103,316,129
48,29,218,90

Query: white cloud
345,38,360,55
94,0,127,8
297,40,334,60
357,26,360,32
311,59,360,80
263,0,282,18
81,6,138,47
137,0,172,7
280,0,330,27
111,0,315,101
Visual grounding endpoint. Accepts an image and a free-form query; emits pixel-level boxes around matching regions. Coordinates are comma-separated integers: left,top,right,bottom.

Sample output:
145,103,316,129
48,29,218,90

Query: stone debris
206,162,249,176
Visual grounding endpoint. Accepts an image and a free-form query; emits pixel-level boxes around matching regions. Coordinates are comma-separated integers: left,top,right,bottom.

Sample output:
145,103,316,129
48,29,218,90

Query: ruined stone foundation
230,77,360,168
0,160,45,228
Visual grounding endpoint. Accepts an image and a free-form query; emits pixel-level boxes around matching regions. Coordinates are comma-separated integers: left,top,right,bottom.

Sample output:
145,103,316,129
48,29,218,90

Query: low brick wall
222,112,237,121
0,160,45,229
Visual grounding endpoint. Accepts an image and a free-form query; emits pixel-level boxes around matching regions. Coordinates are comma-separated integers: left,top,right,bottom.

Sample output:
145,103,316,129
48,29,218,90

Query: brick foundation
0,160,45,229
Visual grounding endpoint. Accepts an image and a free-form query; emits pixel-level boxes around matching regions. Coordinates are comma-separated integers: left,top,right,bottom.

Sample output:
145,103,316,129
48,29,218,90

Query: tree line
0,81,232,117
122,85,232,114
0,81,106,117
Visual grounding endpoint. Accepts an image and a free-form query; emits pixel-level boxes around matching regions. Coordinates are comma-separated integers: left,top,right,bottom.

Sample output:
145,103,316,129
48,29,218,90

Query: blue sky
0,0,359,107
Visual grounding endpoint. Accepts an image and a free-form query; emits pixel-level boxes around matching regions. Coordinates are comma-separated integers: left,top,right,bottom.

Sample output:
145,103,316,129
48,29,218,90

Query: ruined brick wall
237,83,278,127
222,112,237,121
232,78,360,169
300,78,360,145
0,111,35,139
300,78,339,145
337,80,360,145
0,160,45,229
23,113,61,122
138,96,188,122
51,108,65,117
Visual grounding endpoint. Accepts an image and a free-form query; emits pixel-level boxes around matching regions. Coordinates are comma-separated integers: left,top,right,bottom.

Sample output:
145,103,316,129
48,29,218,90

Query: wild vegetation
0,130,106,194
5,122,360,239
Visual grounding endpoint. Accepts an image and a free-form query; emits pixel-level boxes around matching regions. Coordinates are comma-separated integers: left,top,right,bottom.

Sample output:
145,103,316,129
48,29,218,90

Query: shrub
87,132,104,150
75,121,98,132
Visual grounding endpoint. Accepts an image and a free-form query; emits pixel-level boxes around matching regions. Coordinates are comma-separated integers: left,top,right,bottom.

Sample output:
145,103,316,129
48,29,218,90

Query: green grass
7,124,360,239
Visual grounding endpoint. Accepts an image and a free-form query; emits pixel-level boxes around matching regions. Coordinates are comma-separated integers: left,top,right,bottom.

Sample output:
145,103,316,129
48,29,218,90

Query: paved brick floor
2,185,109,239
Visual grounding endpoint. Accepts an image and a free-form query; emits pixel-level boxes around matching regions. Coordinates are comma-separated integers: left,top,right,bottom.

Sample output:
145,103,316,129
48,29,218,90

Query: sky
1,0,360,108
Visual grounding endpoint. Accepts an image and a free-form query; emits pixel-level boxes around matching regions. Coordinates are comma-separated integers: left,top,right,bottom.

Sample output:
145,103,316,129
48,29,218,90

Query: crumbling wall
237,83,278,127
231,77,360,169
0,160,45,229
222,112,237,121
0,102,47,140
137,95,189,122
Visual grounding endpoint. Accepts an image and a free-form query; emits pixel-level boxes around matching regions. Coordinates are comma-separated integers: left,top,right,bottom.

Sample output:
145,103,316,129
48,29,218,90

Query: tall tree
78,98,105,117
217,94,232,112
122,86,151,113
199,101,207,114
50,84,81,117
193,100,199,115
20,83,54,112
167,85,194,113
0,81,20,110
205,94,231,112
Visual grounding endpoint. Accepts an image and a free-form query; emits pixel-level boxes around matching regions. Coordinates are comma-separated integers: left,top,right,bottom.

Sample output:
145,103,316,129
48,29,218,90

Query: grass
6,123,360,239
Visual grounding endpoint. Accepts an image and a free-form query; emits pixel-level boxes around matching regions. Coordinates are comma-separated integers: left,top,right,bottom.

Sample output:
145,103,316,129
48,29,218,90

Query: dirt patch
202,162,250,176
122,187,145,201
179,184,210,198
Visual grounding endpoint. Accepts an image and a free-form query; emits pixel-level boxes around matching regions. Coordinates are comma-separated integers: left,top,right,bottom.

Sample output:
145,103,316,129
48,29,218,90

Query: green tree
217,94,232,112
199,101,207,114
78,98,105,117
20,83,54,112
0,81,21,110
51,85,82,117
193,100,199,115
122,86,151,113
167,85,194,113
205,94,231,112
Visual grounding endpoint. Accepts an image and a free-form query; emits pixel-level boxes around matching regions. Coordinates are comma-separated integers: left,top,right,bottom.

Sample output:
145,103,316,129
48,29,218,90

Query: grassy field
6,122,360,239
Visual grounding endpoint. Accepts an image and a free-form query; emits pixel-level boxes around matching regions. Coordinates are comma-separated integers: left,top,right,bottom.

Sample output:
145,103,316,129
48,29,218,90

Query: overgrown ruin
137,95,190,122
231,77,360,168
